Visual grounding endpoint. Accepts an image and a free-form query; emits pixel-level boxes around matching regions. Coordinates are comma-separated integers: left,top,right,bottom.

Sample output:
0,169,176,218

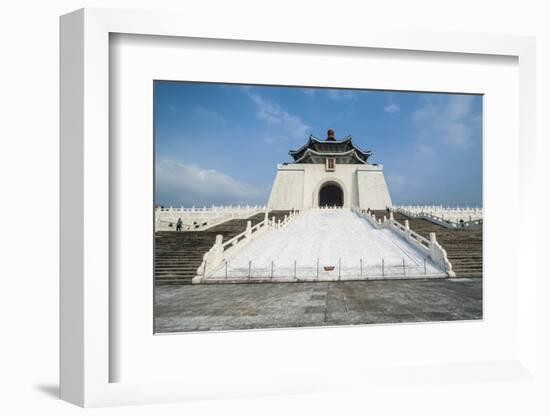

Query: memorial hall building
267,129,392,211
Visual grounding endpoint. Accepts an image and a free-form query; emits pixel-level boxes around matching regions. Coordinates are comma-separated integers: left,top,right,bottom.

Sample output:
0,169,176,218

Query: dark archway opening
319,183,344,207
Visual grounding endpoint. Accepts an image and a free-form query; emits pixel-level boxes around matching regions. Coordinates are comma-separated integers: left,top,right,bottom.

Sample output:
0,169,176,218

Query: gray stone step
371,210,483,278
155,211,292,285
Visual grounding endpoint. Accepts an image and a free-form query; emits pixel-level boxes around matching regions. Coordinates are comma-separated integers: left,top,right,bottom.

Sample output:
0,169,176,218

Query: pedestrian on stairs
176,218,183,231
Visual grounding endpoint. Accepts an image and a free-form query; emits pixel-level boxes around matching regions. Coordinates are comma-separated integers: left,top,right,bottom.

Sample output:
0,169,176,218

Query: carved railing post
212,234,224,265
245,220,252,239
428,232,455,277
429,232,436,253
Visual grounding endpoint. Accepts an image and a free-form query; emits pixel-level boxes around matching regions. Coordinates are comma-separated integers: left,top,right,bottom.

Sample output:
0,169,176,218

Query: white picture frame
60,8,537,407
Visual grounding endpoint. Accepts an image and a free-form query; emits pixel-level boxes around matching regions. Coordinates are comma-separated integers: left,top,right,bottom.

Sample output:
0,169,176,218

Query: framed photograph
60,8,537,407
152,80,482,333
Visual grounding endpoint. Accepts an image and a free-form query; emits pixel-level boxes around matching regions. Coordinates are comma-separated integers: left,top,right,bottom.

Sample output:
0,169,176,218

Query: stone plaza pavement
154,278,482,333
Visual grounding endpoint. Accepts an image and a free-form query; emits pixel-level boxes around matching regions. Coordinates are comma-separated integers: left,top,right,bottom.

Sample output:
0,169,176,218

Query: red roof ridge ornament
326,129,336,141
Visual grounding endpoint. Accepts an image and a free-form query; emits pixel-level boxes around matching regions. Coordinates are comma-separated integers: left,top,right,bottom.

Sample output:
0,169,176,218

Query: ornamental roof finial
326,129,335,141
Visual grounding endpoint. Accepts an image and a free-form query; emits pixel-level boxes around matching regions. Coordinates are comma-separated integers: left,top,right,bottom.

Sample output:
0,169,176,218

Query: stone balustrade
392,205,483,229
353,206,455,277
192,209,301,282
155,204,267,231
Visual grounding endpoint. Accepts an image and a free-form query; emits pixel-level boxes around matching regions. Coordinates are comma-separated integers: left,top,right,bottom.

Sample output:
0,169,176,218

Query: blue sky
154,82,482,208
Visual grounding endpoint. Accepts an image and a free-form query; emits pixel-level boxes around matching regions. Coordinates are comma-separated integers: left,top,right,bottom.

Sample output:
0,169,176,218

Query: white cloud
384,103,400,114
412,101,438,124
386,173,408,191
326,89,355,100
416,144,436,159
195,107,226,124
443,122,474,148
249,93,310,140
447,95,474,119
155,159,265,207
301,88,316,97
412,95,479,149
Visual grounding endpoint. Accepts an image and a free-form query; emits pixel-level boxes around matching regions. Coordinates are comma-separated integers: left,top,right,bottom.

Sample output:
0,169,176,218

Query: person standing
176,218,183,231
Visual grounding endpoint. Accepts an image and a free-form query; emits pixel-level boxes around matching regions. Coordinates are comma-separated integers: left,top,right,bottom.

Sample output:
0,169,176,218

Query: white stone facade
267,162,392,211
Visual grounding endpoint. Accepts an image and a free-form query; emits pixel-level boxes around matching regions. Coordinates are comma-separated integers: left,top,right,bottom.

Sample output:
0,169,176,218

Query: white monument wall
301,164,358,209
267,166,304,211
357,169,392,210
268,163,392,211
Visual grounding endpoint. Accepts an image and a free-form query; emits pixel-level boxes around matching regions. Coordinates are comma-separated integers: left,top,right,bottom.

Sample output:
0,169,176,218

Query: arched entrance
319,182,344,207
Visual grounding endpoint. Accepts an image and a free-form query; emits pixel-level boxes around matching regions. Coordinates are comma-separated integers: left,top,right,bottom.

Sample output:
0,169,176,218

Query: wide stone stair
155,211,292,285
371,210,482,278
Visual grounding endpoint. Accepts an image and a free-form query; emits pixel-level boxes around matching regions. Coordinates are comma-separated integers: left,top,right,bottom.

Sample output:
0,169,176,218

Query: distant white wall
268,163,392,210
357,170,392,210
155,205,266,231
267,166,304,210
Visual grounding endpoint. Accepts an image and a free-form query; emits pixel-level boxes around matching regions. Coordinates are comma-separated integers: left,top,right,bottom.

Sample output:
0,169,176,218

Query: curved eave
289,134,372,158
354,147,372,157
293,148,369,164
289,134,352,154
289,135,317,156
309,135,353,145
